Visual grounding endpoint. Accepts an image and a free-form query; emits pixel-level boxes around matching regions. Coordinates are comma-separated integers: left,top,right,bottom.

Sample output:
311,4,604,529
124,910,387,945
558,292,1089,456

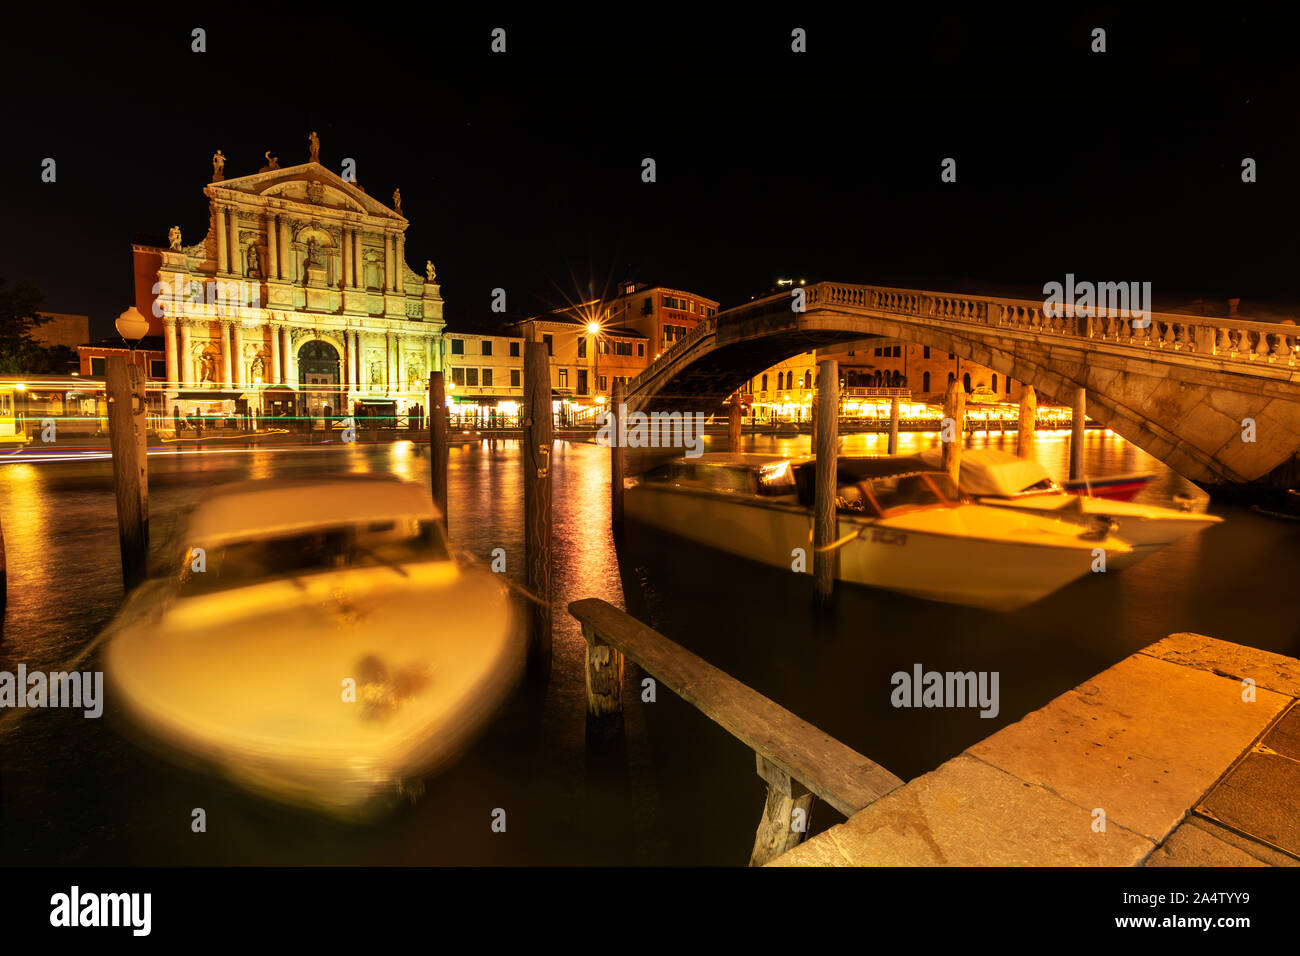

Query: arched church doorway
298,340,342,422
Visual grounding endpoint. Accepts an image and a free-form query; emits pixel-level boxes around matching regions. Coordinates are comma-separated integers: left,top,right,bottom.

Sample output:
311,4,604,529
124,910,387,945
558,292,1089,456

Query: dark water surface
1,429,1298,864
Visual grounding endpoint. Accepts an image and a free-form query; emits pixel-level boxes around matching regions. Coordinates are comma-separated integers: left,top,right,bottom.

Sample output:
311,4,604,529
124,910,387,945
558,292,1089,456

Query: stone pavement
771,632,1300,866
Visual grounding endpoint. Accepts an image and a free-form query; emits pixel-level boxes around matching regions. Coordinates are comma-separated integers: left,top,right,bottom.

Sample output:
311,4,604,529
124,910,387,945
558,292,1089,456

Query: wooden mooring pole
942,378,965,490
523,337,553,682
887,396,900,455
1069,386,1086,481
610,380,625,530
728,396,742,453
106,356,149,590
428,372,448,530
813,359,838,609
1017,384,1037,459
0,510,7,627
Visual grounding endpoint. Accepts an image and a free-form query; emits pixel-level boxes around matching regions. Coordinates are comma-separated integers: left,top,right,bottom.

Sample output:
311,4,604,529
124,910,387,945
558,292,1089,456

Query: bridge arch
624,283,1300,487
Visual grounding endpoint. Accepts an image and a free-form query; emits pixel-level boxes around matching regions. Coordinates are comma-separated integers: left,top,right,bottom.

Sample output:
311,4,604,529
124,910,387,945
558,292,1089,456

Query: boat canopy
917,448,1054,496
186,476,440,547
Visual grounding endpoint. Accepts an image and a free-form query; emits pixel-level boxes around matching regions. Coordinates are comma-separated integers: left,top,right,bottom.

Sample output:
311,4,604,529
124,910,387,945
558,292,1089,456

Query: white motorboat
915,448,1223,570
102,475,525,820
625,453,1133,611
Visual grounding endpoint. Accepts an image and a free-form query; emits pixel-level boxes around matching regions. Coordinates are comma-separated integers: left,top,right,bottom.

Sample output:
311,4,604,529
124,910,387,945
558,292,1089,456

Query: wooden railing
569,598,903,866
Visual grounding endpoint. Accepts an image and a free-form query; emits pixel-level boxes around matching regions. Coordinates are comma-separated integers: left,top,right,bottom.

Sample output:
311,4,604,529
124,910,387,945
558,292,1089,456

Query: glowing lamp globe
115,307,150,342
587,322,600,335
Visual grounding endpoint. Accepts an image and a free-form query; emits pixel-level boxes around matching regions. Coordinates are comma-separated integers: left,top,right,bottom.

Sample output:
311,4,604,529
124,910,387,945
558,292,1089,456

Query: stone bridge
623,282,1300,488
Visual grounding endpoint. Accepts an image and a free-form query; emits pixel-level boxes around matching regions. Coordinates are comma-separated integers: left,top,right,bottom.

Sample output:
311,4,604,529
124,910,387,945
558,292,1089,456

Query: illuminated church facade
132,141,444,420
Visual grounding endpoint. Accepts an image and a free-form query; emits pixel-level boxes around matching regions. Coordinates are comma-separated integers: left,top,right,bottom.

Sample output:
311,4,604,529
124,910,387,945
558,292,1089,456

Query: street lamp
115,306,149,364
587,321,602,405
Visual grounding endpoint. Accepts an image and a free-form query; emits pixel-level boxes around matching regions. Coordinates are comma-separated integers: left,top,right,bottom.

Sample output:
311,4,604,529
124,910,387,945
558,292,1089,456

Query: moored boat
102,475,525,820
625,453,1132,611
916,448,1222,569
1060,471,1154,501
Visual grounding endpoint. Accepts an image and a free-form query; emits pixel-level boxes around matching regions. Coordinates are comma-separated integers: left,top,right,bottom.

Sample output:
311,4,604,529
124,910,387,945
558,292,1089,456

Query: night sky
1,7,1295,339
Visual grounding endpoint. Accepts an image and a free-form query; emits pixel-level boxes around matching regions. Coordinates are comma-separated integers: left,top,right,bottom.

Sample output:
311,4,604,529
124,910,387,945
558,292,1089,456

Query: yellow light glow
14,384,26,391
587,322,600,335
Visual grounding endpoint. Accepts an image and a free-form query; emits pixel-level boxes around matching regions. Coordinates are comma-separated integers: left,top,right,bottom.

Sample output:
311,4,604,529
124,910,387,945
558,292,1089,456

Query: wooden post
810,394,818,447
1069,386,1086,480
887,396,900,455
1017,385,1037,459
106,357,149,590
942,377,965,490
610,380,625,530
523,338,553,682
728,397,742,453
0,510,7,626
429,373,448,530
749,755,815,867
813,359,838,609
582,623,624,736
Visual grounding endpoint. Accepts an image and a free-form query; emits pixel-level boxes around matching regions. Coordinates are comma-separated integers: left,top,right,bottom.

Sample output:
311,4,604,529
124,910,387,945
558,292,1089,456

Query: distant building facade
134,141,444,423
34,312,89,349
603,282,718,360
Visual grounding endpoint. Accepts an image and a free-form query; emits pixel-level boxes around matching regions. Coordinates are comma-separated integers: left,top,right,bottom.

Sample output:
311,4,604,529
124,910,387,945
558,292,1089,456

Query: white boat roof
918,447,1053,496
185,476,440,546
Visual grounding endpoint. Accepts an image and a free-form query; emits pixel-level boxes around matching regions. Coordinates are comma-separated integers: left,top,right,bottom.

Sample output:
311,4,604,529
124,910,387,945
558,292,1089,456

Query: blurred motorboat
1060,471,1154,501
916,448,1222,569
626,453,1132,611
102,475,524,820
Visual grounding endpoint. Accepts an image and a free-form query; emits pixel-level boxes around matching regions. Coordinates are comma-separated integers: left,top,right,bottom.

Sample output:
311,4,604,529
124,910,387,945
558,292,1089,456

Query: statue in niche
393,188,402,215
407,361,421,388
199,351,217,384
260,151,280,172
247,244,261,277
250,353,266,380
308,131,320,163
168,226,182,250
369,358,383,385
212,149,226,181
425,260,436,282
305,238,321,266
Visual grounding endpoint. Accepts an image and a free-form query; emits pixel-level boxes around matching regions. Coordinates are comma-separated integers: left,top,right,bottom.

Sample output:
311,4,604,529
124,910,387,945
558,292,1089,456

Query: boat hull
625,484,1122,611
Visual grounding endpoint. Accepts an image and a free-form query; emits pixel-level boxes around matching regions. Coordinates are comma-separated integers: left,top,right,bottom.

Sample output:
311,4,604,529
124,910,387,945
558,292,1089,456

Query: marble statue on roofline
212,149,226,181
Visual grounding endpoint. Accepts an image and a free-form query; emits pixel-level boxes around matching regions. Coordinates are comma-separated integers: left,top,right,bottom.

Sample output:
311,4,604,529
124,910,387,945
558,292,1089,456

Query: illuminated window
558,368,568,388
452,367,466,386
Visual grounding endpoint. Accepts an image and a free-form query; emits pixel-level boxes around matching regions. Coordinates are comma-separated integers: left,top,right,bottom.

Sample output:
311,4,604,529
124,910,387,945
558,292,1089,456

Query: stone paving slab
773,634,1299,867
1140,632,1300,699
966,653,1288,844
769,755,1153,867
1197,750,1300,858
1145,817,1288,867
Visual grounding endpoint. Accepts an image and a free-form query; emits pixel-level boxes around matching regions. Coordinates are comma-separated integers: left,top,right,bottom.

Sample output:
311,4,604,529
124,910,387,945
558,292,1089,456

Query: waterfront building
129,138,445,425
513,311,648,420
441,323,525,422
603,282,719,360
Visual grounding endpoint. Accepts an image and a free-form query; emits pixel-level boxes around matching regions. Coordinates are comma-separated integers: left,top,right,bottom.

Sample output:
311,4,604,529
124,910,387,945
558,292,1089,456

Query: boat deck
771,632,1300,866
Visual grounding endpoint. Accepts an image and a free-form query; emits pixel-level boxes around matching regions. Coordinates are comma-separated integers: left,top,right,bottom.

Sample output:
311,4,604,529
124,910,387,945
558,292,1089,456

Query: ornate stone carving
212,149,226,181
309,131,320,163
425,260,436,282
393,188,402,215
169,226,182,250
307,181,324,205
260,151,280,172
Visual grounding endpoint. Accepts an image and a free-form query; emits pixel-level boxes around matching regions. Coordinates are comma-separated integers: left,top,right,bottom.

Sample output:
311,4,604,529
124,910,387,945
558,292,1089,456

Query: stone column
356,232,364,288
164,318,179,389
342,228,352,289
215,207,228,273
270,324,282,385
384,235,394,292
228,207,240,275
395,234,405,291
353,331,363,389
179,320,192,385
233,322,245,387
282,326,295,386
280,218,292,281
267,213,279,280
221,321,234,387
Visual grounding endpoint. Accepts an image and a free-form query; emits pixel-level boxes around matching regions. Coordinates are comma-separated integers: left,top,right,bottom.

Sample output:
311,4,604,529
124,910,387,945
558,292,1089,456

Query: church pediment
211,163,402,220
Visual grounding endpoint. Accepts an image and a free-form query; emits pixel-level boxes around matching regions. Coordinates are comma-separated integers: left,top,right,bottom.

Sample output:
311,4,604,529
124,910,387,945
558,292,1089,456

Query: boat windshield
836,471,959,516
177,518,449,596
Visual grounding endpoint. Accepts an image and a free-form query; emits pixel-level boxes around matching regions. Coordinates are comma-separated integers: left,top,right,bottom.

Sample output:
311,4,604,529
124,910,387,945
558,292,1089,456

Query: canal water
1,430,1298,864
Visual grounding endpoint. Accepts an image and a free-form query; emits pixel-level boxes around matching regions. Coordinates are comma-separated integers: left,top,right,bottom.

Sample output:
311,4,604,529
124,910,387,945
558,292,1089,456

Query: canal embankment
770,632,1300,866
